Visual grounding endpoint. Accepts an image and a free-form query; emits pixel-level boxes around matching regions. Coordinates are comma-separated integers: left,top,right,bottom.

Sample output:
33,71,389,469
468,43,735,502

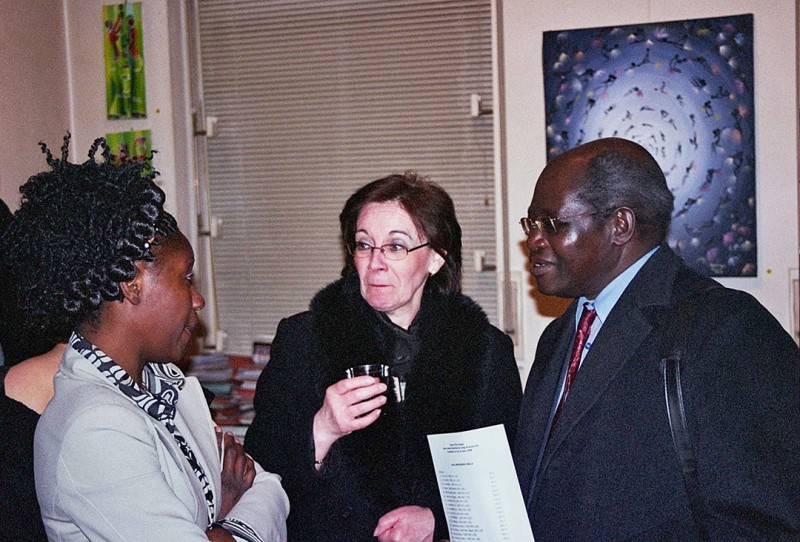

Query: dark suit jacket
514,245,800,541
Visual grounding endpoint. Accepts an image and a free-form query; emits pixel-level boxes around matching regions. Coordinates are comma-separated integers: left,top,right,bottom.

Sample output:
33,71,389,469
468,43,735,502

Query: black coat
514,245,800,541
245,275,522,541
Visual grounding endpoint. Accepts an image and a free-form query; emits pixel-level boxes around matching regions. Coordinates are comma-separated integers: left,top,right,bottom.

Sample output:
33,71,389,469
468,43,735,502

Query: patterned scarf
69,332,215,525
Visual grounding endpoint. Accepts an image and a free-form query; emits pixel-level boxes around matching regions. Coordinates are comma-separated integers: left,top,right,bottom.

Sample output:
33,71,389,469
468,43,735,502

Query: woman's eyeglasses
348,241,430,261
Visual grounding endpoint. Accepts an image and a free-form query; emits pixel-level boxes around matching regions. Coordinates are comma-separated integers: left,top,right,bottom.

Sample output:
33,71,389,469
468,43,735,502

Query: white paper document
427,424,535,542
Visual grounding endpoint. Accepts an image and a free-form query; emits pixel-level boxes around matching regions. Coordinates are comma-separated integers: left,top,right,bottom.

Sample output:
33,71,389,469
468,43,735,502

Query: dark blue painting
543,14,755,277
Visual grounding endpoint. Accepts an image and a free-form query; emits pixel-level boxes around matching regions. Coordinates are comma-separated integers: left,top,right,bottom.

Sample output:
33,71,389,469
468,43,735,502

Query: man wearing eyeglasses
513,137,800,541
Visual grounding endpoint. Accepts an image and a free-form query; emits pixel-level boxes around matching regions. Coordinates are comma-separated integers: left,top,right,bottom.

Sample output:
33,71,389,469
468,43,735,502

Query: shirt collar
69,331,185,423
577,245,658,325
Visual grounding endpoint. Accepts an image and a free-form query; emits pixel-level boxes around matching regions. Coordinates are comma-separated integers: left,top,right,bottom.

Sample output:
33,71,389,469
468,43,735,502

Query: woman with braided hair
1,135,288,542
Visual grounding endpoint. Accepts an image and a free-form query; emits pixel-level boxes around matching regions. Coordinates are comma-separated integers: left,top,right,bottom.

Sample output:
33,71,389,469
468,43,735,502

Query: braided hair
0,134,177,340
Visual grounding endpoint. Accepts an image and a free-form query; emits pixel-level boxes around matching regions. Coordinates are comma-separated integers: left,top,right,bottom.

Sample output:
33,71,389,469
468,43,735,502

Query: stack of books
186,351,269,431
231,365,260,426
187,353,238,426
187,353,234,398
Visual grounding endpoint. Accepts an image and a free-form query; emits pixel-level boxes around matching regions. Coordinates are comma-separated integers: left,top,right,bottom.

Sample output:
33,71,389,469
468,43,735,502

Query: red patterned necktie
554,303,597,422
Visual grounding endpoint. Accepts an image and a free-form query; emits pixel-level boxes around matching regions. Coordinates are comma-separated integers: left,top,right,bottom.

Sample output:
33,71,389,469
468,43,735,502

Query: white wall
45,0,798,374
501,0,799,380
62,0,194,236
0,1,70,208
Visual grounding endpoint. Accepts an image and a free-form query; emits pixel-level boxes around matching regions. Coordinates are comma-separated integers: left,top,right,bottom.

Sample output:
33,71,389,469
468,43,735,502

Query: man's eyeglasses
520,210,608,237
348,241,430,261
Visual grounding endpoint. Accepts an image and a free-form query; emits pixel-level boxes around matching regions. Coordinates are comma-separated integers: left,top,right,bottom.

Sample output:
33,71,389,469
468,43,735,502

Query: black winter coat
245,275,522,541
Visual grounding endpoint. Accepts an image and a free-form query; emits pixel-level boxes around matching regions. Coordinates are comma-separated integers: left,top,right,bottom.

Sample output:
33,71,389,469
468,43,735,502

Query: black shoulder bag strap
660,284,721,542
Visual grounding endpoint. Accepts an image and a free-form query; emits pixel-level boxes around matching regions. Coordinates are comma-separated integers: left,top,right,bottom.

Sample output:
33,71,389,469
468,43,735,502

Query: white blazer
35,344,289,541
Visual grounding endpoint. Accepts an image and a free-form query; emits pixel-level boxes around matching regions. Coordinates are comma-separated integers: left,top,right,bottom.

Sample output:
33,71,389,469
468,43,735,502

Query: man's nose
525,228,547,251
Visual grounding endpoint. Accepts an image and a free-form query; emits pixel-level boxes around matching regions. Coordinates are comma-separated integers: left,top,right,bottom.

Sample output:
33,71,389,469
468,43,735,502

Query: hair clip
144,213,177,252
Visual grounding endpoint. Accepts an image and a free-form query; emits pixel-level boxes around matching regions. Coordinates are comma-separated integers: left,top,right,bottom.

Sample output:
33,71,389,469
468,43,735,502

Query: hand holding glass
344,364,393,415
312,369,388,463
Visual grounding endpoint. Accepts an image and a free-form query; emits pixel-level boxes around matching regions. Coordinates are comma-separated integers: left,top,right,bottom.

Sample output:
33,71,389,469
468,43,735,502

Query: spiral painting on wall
543,13,755,277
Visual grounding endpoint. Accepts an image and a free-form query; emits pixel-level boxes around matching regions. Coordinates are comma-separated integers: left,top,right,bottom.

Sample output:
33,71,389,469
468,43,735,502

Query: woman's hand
216,430,256,518
312,375,387,466
373,505,435,542
206,526,236,541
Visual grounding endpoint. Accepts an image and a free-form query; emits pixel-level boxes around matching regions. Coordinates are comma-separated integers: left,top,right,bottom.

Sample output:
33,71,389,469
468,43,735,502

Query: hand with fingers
216,429,256,518
373,505,435,542
312,375,387,467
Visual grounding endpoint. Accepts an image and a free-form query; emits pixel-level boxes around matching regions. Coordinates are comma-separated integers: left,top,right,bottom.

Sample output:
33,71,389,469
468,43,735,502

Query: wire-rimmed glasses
347,241,430,261
520,209,609,237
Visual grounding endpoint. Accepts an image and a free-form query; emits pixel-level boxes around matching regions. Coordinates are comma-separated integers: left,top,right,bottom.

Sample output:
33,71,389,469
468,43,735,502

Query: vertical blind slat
197,0,497,355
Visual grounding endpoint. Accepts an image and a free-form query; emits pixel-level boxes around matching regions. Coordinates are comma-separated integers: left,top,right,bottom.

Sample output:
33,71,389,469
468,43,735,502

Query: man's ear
610,207,636,246
119,263,146,305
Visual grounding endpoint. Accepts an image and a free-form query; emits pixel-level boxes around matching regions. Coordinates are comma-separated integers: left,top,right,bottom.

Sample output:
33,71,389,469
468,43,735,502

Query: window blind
193,0,497,355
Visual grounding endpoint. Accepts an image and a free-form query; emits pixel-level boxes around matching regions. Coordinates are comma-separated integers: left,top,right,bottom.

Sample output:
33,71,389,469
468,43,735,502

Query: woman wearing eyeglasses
245,172,522,542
